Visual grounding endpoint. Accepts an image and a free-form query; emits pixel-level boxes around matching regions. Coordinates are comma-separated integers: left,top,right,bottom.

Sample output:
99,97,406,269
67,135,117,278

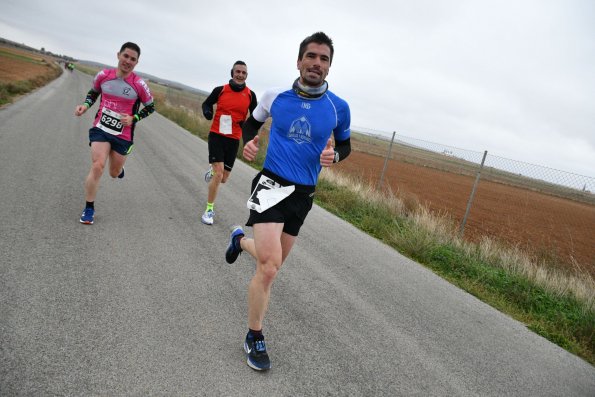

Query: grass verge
315,170,594,365
0,50,62,107
0,71,62,107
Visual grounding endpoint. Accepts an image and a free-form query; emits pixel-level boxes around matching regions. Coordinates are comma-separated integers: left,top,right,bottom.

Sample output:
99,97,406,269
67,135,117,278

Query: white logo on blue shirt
288,116,312,144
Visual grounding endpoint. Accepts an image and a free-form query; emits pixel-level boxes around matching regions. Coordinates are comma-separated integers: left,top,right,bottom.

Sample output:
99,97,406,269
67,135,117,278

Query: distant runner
200,60,257,225
74,42,155,225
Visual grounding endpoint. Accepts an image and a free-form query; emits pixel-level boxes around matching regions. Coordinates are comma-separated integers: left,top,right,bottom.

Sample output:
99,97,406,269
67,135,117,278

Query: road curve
1,71,594,396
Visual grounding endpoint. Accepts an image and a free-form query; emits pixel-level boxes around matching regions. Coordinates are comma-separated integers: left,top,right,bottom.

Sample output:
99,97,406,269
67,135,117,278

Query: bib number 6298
97,107,124,135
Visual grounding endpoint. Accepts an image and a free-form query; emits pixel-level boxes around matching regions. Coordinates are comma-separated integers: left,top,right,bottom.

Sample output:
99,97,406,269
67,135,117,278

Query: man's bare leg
84,142,111,202
244,223,296,330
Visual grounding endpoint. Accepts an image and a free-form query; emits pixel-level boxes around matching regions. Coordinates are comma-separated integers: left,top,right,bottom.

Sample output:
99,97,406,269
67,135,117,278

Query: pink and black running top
87,69,154,142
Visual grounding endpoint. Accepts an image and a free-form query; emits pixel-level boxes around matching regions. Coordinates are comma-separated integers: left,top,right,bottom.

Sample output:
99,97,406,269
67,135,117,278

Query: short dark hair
231,60,247,77
298,32,334,64
233,60,246,69
120,42,141,57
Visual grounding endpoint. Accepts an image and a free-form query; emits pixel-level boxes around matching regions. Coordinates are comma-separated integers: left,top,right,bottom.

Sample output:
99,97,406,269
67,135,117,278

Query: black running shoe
225,225,244,264
117,167,125,179
244,333,271,371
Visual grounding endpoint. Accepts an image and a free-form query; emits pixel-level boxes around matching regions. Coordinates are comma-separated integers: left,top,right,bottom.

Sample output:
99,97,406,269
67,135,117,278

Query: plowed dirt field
335,150,595,277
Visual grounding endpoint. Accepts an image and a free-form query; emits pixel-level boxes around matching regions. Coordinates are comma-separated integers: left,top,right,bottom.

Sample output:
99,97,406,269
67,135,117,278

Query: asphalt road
1,71,594,396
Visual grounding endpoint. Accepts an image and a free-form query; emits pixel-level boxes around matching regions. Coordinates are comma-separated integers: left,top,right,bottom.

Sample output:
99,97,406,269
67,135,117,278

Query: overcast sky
1,0,593,177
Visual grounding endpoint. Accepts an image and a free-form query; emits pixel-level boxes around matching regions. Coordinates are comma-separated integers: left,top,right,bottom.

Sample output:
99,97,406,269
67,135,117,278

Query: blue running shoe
244,333,271,371
117,167,125,179
225,225,244,264
80,207,94,225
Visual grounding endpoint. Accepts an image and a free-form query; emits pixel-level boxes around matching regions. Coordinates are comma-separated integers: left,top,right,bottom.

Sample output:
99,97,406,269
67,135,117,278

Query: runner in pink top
74,42,155,225
89,68,153,142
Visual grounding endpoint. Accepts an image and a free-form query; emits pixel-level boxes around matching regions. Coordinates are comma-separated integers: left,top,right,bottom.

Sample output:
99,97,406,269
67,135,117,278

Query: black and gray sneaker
225,225,244,264
244,332,271,371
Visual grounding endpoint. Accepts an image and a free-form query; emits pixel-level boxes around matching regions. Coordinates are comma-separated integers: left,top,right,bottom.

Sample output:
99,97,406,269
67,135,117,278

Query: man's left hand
320,138,335,167
120,114,134,126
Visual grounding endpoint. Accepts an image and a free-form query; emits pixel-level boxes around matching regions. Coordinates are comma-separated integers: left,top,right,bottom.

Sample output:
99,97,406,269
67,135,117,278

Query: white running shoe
201,209,214,225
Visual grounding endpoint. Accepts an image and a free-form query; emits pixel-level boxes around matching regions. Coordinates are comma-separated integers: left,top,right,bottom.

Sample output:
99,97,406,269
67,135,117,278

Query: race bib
247,175,295,213
219,114,232,135
96,107,123,135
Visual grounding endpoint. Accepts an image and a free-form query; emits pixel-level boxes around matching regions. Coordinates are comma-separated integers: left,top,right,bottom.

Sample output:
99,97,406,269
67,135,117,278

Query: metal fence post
459,150,487,237
378,131,396,190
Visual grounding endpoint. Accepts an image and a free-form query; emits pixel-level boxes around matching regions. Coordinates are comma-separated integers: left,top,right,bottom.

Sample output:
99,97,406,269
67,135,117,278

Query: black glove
203,110,213,120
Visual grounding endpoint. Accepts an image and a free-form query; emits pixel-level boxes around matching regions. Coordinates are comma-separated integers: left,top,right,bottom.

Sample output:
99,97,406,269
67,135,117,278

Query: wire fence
342,126,595,274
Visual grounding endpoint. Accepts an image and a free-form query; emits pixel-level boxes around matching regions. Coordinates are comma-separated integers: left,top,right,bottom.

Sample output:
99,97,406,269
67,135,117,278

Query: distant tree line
0,36,77,62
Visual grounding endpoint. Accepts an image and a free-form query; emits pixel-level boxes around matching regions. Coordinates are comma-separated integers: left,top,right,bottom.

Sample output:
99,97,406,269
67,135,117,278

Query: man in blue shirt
225,32,351,371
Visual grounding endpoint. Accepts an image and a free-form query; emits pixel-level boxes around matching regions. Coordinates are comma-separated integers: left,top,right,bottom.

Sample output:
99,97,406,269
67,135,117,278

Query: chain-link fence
338,127,595,275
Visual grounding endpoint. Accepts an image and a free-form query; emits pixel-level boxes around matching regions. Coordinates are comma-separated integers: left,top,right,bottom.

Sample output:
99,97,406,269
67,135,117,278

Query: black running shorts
89,127,133,156
246,171,315,236
208,132,240,171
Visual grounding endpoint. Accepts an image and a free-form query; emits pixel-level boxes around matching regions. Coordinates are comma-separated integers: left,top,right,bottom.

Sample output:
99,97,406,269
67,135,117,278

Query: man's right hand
243,135,260,161
74,105,87,116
